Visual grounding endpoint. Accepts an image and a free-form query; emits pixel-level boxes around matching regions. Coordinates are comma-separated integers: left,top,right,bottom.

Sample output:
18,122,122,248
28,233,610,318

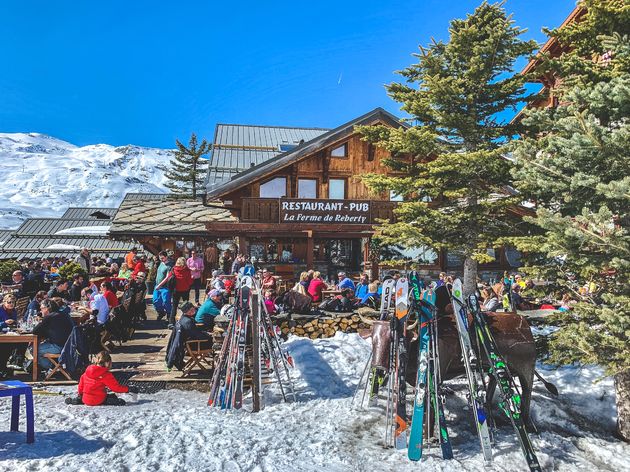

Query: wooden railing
240,198,396,224
241,198,280,222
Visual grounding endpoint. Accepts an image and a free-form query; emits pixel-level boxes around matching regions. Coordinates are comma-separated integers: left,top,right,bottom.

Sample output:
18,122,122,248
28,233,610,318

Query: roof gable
206,107,403,198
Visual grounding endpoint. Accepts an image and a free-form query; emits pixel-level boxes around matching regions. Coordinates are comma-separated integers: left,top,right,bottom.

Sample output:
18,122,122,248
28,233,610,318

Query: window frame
297,178,319,199
259,176,288,198
328,178,347,200
330,142,348,158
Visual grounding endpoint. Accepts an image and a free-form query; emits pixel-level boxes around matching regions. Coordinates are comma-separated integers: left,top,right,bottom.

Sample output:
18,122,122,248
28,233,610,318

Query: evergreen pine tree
164,133,210,198
358,1,536,295
512,1,630,441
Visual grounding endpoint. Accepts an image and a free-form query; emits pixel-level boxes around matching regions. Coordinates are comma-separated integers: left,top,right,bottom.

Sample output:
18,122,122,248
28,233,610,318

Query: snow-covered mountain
0,132,172,228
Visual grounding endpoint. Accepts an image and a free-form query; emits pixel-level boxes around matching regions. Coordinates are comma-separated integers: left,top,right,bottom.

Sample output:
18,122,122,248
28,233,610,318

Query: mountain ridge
0,132,172,229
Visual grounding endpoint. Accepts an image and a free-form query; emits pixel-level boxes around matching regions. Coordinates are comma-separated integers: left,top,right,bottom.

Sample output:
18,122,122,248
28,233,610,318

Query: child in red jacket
65,351,137,406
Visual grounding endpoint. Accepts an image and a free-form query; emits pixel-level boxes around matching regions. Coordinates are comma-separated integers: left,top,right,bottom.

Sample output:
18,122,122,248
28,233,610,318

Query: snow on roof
54,225,110,236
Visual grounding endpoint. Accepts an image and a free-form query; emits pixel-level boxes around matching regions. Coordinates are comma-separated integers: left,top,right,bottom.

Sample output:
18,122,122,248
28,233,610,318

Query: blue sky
0,0,573,148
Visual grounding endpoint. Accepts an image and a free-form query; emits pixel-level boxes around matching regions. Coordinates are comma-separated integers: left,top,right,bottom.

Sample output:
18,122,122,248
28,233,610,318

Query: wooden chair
16,296,30,318
43,354,73,381
182,340,213,377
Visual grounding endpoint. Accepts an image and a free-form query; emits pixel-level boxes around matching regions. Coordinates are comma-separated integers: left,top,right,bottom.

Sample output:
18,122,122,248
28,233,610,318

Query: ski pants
170,290,190,326
153,288,172,317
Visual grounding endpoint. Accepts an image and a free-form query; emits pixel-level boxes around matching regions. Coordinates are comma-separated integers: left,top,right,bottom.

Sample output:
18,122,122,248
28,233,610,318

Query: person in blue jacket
336,271,355,293
354,273,370,300
195,289,223,330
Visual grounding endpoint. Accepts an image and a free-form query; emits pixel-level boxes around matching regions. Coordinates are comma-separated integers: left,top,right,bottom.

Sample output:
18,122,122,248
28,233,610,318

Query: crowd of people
0,247,151,380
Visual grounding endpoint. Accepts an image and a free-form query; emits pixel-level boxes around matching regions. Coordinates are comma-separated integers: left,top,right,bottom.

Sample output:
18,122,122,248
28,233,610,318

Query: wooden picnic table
0,332,38,382
322,289,342,298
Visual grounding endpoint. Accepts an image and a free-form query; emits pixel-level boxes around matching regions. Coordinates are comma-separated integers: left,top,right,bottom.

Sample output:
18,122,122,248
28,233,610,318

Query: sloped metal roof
61,207,117,220
0,236,136,261
207,107,405,198
110,194,235,237
0,230,13,245
214,124,328,148
206,124,329,190
13,218,110,237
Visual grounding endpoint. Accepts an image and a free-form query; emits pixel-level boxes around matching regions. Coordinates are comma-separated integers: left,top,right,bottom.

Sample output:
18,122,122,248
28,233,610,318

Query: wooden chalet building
203,108,401,279
109,108,523,281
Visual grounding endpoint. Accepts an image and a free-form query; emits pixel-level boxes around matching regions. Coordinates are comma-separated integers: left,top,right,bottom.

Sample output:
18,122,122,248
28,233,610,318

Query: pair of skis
407,272,453,461
451,278,541,472
468,293,542,471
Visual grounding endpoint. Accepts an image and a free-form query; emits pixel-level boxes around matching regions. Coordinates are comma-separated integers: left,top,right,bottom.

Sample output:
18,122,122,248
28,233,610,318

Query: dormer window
278,143,298,152
331,143,348,158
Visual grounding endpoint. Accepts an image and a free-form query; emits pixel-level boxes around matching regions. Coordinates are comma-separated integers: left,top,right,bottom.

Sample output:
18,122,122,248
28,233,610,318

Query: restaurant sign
280,198,371,224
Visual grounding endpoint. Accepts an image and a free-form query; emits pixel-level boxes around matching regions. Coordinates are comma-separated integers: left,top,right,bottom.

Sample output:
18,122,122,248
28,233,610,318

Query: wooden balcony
240,198,396,224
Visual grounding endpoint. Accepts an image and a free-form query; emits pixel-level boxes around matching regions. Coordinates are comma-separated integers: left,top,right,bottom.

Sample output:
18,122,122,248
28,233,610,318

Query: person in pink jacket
186,250,205,305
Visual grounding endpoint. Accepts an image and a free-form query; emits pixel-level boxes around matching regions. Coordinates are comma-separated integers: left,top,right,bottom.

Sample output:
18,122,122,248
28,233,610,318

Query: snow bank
0,333,628,472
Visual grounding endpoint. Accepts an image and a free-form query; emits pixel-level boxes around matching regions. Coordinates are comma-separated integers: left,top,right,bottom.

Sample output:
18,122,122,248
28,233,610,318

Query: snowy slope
0,333,628,472
0,133,171,228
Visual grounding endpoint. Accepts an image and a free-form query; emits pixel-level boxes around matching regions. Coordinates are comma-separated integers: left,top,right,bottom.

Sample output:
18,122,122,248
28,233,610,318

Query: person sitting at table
10,270,37,298
208,270,225,293
69,274,85,302
166,302,213,371
131,255,147,280
354,274,370,301
481,287,501,312
117,263,132,279
195,289,222,330
31,298,74,371
358,282,379,308
261,269,277,292
89,284,112,325
25,291,47,323
65,351,136,406
307,271,326,302
0,294,18,329
109,262,120,277
292,272,309,297
47,278,70,300
336,272,355,293
100,281,119,310
263,289,278,315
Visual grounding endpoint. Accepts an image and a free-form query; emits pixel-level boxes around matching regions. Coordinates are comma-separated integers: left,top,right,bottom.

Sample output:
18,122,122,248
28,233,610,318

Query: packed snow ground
1,333,628,472
0,133,171,228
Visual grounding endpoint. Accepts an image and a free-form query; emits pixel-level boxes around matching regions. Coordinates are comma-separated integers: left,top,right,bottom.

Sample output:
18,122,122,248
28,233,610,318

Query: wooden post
306,230,314,268
238,235,247,255
251,290,262,413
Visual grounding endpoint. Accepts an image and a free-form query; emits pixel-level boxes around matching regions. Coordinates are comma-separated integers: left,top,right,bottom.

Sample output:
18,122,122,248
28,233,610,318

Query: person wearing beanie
195,289,223,330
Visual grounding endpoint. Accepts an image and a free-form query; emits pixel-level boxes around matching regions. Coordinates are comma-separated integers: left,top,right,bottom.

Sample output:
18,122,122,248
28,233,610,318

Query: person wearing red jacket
167,257,193,329
100,281,119,309
65,351,137,406
307,271,327,302
131,255,147,280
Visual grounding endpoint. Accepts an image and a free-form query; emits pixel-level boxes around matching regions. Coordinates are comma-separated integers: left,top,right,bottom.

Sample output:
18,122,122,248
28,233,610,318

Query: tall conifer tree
512,1,630,441
358,1,536,295
165,133,210,198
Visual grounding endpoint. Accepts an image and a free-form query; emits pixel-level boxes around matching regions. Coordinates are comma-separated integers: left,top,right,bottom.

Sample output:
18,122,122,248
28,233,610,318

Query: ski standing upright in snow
468,294,542,472
392,277,409,449
450,278,493,463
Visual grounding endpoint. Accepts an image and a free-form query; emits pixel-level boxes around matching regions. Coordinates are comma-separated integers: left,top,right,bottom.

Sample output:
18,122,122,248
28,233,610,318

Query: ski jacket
307,278,327,302
131,261,147,279
78,364,128,406
59,325,90,375
172,266,193,292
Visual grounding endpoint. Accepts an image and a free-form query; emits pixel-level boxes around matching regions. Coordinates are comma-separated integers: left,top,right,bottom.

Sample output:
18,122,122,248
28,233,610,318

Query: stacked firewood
279,311,377,339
